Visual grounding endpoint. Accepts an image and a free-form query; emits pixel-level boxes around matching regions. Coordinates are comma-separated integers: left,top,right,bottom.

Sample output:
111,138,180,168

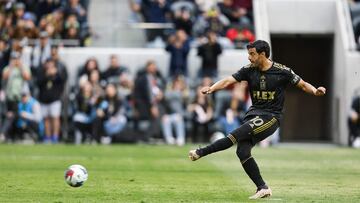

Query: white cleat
248,187,272,200
188,149,201,161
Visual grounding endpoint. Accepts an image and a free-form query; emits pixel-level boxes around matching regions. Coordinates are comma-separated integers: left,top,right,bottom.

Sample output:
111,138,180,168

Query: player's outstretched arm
201,76,237,94
296,79,326,96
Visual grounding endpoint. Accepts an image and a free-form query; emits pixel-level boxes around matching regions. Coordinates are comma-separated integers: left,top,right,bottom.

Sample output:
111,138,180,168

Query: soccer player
188,40,326,199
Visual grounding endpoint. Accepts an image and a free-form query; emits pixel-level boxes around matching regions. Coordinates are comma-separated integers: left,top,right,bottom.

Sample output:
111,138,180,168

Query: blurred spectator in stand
0,51,31,142
195,0,218,14
187,84,214,143
49,45,67,76
116,70,134,119
12,12,38,40
129,0,143,23
37,59,67,143
354,21,360,49
232,0,253,22
0,13,13,41
12,2,26,26
139,0,172,42
36,0,63,21
93,83,127,144
217,82,247,135
0,38,10,88
14,85,42,142
173,7,193,36
162,75,189,145
23,13,39,38
44,20,60,40
165,29,190,78
30,31,51,76
348,90,360,147
88,69,104,103
133,60,166,141
77,57,100,84
80,0,91,12
218,0,252,27
63,13,81,45
0,84,41,142
349,0,360,49
197,30,222,79
73,81,96,144
63,0,87,24
101,54,128,84
193,7,229,37
117,69,133,101
50,9,66,39
17,0,37,15
11,18,26,40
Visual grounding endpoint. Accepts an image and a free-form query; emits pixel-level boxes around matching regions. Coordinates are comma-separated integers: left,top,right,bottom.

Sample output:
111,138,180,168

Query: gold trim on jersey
253,118,277,135
228,134,237,144
273,62,291,71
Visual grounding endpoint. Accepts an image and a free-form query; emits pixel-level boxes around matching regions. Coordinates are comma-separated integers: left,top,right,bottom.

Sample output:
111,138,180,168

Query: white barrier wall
54,48,249,86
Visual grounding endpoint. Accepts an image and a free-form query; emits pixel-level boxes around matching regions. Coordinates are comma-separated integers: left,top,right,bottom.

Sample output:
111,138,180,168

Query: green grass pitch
0,144,360,202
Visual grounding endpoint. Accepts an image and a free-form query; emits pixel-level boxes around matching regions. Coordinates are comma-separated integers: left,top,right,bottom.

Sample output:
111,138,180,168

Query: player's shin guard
197,135,236,157
241,157,267,189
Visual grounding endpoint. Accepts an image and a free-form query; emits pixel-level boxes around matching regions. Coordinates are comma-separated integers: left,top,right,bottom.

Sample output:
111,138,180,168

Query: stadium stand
0,0,359,146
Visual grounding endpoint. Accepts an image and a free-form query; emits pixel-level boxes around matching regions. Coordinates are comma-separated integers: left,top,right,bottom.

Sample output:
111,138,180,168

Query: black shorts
229,115,279,144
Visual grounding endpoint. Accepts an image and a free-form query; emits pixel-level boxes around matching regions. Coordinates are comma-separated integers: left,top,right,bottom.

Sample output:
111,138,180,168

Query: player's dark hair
246,40,270,58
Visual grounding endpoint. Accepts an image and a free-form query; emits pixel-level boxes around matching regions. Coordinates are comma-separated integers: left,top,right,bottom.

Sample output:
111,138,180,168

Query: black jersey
232,62,301,120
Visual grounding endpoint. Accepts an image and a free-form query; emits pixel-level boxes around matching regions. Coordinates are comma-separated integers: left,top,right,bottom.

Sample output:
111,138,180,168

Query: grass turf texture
0,144,360,203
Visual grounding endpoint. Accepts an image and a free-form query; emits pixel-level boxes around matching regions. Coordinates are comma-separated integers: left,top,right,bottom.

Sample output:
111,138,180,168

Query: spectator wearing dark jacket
30,31,51,76
101,55,128,84
63,0,87,24
0,38,10,89
133,60,166,140
50,45,67,81
187,84,214,143
93,83,127,144
37,59,67,143
140,0,171,41
197,31,222,78
173,7,193,36
165,29,190,78
349,92,360,147
73,81,96,144
218,0,251,26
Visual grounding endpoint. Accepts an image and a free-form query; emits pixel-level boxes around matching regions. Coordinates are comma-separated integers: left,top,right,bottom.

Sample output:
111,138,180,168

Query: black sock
197,136,234,157
241,157,267,189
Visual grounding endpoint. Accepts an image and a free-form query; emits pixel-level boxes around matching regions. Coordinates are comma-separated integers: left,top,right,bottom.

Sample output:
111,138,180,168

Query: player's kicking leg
188,133,237,161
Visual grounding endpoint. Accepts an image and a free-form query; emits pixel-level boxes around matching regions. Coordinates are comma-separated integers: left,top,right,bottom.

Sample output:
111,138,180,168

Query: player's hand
315,87,326,96
201,86,211,94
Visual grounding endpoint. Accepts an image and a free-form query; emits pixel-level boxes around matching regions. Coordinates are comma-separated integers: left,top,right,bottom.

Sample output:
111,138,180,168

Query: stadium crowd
0,0,256,145
0,49,251,145
0,0,90,46
129,0,255,49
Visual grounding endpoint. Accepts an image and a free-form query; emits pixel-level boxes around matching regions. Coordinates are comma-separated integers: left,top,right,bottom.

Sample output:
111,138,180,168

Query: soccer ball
64,164,88,187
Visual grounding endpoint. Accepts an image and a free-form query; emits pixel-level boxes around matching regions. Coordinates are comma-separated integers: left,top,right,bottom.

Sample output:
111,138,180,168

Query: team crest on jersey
260,75,266,90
